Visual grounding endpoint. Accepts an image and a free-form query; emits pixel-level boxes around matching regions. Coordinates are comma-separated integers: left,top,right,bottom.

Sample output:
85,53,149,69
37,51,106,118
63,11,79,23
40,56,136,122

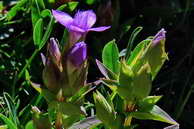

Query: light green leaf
33,18,43,47
102,39,120,74
145,39,168,80
125,26,143,60
6,0,28,21
96,59,118,80
0,114,17,129
25,121,35,129
133,63,152,100
93,91,121,129
67,2,79,11
41,9,51,18
69,116,101,129
127,39,151,67
31,0,45,28
117,60,134,100
131,105,178,125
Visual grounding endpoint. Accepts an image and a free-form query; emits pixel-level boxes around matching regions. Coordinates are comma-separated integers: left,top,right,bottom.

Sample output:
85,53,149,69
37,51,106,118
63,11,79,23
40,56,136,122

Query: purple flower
152,28,166,45
68,42,87,67
48,38,62,71
52,10,111,43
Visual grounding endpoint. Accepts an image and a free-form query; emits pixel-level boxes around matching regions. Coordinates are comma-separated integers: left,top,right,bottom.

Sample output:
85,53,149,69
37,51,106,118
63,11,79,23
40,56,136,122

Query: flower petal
88,26,111,32
73,10,96,29
68,25,86,33
152,28,166,45
52,10,73,27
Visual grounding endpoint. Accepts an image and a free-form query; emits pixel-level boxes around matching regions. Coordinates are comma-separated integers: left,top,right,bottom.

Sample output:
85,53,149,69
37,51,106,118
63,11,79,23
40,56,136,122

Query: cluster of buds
34,9,111,129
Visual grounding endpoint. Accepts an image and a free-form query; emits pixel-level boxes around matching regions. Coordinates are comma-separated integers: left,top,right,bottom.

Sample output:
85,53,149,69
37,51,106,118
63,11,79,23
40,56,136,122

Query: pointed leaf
102,39,120,74
131,105,178,125
93,91,121,129
33,18,43,47
96,59,118,80
69,116,102,129
0,114,17,129
125,26,143,60
127,39,151,67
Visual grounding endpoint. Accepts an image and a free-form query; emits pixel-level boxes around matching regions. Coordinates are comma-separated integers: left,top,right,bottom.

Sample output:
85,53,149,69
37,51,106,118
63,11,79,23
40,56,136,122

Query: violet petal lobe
153,28,166,45
88,26,111,32
68,24,85,33
68,42,87,67
73,10,96,29
52,10,73,27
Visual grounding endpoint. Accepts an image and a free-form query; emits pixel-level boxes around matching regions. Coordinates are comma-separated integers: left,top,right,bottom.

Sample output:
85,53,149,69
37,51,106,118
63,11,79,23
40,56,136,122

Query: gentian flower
68,41,87,67
152,28,166,45
48,38,62,71
52,10,111,44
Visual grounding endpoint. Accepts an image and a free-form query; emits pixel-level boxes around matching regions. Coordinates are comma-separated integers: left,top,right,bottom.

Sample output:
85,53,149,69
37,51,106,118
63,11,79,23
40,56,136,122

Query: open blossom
52,10,111,44
68,41,87,67
152,28,166,45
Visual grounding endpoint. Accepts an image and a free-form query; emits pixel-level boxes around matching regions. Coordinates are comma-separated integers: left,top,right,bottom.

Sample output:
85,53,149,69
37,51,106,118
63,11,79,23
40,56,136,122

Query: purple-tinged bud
49,38,62,71
68,42,87,67
152,28,166,45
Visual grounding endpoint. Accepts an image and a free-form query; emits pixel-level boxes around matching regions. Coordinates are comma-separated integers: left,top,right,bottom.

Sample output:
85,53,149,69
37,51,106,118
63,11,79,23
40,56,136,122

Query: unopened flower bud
49,38,62,71
68,42,87,67
152,28,166,45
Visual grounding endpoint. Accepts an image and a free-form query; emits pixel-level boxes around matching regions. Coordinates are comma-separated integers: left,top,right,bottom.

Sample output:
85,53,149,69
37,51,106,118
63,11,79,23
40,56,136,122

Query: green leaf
25,121,35,129
38,17,54,50
96,59,118,80
85,0,96,5
41,9,51,18
0,114,17,129
117,60,134,100
0,125,8,129
69,116,101,129
68,84,95,103
138,96,162,112
33,18,43,47
6,0,28,21
130,105,178,125
32,112,52,129
93,91,121,129
133,63,152,100
31,0,45,28
145,39,168,80
49,101,82,116
67,2,79,11
101,79,119,91
102,39,120,74
127,39,151,67
125,26,143,60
